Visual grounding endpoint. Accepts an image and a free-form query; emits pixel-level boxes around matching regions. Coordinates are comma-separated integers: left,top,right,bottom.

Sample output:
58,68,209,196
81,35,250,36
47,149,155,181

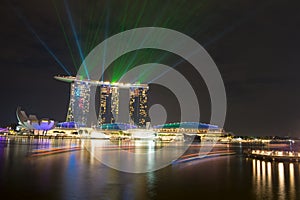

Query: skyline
57,75,150,127
1,0,300,136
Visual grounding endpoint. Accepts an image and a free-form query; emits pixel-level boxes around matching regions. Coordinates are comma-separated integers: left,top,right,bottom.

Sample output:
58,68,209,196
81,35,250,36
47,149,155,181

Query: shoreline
244,149,300,162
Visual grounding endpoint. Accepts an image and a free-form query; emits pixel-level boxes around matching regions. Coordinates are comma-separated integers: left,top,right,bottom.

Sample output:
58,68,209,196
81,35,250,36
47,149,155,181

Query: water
0,137,300,200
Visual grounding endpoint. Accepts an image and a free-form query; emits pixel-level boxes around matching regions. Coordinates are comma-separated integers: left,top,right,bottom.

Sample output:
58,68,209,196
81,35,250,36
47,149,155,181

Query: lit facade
153,122,223,134
66,82,75,122
66,80,91,127
55,76,148,128
16,107,55,131
129,87,150,127
98,85,119,125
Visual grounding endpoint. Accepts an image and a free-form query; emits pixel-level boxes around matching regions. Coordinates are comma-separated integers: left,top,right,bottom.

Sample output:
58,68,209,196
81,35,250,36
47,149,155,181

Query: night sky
1,0,300,136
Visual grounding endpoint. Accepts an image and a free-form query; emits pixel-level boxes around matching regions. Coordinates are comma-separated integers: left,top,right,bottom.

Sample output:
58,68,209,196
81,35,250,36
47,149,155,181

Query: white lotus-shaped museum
16,107,55,131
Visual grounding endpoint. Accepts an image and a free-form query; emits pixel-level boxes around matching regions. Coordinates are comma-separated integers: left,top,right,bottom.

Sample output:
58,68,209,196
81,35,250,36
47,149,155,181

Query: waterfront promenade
245,149,300,162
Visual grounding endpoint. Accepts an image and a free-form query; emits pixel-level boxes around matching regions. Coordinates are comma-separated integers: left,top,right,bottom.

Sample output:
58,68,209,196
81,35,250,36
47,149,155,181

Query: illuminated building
153,122,224,141
62,77,91,127
55,75,148,127
129,87,150,127
16,107,55,132
98,85,119,125
65,82,75,122
153,122,222,133
100,123,137,130
110,87,119,122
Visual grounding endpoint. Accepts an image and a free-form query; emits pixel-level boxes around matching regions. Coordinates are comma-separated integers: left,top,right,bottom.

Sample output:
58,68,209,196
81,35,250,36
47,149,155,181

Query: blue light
64,0,90,79
153,122,219,129
101,8,110,82
10,3,72,75
57,121,78,128
75,88,81,97
100,123,137,130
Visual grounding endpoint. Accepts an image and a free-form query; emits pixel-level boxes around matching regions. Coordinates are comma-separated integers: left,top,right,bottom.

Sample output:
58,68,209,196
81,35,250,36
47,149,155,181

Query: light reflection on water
0,137,300,199
289,163,296,200
262,161,266,198
84,139,193,173
267,162,272,199
251,159,299,200
278,162,285,200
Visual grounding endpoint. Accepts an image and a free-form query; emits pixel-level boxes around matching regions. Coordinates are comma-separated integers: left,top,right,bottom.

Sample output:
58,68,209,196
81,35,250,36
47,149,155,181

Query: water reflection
278,162,285,200
267,162,272,199
261,161,266,198
2,138,300,199
255,160,261,197
289,163,296,199
252,159,256,184
251,159,298,200
85,139,190,173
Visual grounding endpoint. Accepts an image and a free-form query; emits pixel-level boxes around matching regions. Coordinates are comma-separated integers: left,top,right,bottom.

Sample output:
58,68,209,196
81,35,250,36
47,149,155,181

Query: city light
55,75,149,128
